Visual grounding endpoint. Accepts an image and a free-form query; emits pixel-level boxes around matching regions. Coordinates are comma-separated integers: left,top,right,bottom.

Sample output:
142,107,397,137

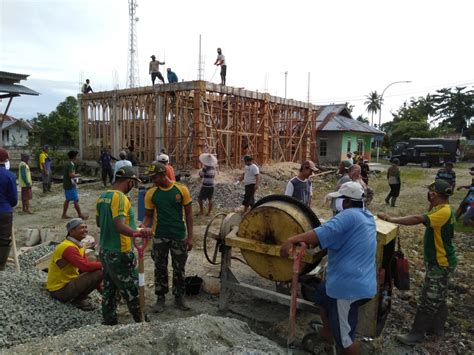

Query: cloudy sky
1,0,473,124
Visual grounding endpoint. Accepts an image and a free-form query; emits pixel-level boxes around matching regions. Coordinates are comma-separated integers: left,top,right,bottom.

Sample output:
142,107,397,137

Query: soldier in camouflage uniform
96,166,152,325
378,179,457,345
141,162,193,313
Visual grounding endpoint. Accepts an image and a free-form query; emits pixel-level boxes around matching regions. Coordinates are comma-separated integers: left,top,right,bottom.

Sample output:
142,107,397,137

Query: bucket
185,276,203,295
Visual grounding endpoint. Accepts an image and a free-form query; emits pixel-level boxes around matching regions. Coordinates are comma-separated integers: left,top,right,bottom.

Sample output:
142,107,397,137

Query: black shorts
198,186,214,201
220,65,227,77
243,184,256,207
389,184,401,197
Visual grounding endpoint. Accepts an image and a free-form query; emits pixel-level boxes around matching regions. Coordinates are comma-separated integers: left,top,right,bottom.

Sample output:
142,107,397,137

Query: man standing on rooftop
149,55,165,85
214,48,227,85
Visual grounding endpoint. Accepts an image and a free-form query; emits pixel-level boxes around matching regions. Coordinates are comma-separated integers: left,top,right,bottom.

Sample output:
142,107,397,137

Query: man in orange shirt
157,153,176,181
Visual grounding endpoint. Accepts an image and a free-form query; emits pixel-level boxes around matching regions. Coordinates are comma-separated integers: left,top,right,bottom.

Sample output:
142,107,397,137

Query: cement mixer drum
237,195,325,282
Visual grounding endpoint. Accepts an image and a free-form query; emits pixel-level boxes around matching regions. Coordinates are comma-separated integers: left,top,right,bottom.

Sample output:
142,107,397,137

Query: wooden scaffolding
78,81,320,169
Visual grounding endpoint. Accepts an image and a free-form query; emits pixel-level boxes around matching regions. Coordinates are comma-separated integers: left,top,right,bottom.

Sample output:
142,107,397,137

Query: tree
431,86,474,134
364,91,381,126
355,115,370,124
31,96,79,148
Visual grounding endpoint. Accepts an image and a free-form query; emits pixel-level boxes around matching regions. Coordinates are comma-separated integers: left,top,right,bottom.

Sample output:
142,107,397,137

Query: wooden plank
225,235,321,264
222,280,320,313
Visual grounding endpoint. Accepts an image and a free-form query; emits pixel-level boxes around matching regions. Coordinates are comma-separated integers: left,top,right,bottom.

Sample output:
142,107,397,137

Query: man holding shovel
96,166,152,325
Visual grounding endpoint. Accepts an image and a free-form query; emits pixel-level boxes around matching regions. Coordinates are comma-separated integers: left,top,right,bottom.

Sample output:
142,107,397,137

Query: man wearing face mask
378,179,457,345
281,181,376,355
0,148,18,271
96,166,153,325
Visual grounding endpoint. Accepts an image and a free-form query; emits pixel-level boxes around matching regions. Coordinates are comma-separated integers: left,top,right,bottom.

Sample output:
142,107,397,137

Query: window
319,139,327,157
2,130,9,142
347,138,351,153
357,139,364,154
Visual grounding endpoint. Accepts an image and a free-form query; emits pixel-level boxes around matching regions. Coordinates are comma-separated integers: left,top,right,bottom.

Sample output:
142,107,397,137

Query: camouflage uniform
418,263,455,314
152,238,188,297
100,250,140,324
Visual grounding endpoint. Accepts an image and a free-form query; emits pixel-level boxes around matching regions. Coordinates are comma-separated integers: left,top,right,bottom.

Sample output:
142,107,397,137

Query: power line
310,79,474,104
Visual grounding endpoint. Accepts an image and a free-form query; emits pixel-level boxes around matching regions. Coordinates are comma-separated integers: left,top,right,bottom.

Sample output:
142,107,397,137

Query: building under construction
78,81,322,169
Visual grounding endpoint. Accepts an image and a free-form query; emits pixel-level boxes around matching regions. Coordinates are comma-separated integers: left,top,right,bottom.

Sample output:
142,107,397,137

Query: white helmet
157,153,169,163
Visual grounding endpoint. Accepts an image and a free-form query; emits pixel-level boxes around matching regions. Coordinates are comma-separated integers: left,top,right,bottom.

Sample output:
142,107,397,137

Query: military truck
391,138,460,167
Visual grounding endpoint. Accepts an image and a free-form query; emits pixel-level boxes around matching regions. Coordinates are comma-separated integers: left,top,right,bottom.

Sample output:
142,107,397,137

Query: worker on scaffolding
281,181,376,355
149,55,165,85
214,48,226,85
81,79,93,94
167,68,178,83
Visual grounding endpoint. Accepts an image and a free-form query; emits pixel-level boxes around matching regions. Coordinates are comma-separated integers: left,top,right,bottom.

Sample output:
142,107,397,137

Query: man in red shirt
46,218,103,311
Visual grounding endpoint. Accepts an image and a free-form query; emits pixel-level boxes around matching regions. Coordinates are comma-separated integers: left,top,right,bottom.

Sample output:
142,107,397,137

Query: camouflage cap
146,162,167,176
428,179,453,197
115,165,142,182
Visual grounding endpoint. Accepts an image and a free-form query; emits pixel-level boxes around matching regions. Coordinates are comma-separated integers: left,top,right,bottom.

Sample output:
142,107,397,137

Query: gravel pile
4,314,284,354
189,182,263,210
0,244,101,349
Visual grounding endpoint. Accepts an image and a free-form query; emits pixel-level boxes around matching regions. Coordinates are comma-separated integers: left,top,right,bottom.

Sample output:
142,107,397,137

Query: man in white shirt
213,48,227,85
238,155,259,212
285,160,317,207
149,55,165,85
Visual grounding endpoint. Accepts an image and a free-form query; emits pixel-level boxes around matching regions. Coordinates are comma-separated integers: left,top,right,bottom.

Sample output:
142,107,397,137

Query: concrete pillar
110,93,120,157
77,94,84,159
155,93,164,159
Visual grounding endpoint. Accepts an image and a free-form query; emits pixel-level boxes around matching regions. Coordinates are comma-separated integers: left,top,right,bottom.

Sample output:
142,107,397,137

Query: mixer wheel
203,213,227,265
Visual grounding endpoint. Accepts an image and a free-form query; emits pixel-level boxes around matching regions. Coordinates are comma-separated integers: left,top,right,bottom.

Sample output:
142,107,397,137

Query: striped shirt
199,166,216,187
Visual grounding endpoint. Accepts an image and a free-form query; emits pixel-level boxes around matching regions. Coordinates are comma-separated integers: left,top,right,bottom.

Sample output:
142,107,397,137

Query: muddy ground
7,162,474,354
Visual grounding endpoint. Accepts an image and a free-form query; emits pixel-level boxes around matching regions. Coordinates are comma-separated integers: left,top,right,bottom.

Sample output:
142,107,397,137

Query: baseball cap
0,148,9,163
341,160,353,169
157,153,169,163
115,165,142,182
244,155,253,162
66,218,85,234
327,181,365,200
301,160,318,172
428,179,453,197
151,55,156,58
146,162,167,176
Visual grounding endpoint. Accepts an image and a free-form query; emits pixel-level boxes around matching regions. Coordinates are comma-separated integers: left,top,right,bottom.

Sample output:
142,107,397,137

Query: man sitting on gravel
46,218,103,311
284,160,317,207
378,179,457,345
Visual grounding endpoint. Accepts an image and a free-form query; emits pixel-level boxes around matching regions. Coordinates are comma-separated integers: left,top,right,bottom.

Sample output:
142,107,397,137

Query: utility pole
127,0,140,88
307,72,311,103
284,71,288,99
197,34,204,80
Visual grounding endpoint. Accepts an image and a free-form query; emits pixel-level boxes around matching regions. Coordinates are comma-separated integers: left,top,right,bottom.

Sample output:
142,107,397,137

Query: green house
315,104,383,164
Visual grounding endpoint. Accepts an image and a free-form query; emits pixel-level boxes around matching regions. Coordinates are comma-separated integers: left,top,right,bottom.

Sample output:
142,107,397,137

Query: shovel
133,235,150,322
288,242,307,349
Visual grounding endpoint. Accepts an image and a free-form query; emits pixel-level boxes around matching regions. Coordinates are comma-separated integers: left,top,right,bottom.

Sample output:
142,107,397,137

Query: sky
1,0,473,124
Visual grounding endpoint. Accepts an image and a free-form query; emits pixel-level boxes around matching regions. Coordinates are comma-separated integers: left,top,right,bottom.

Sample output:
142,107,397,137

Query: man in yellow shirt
39,145,52,193
18,153,33,213
46,218,102,311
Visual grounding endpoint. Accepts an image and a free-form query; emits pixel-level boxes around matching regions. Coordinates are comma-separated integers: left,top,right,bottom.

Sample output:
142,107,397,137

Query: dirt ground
10,161,474,353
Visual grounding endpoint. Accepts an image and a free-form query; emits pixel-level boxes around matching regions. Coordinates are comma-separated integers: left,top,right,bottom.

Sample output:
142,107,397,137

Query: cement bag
40,228,58,243
25,228,41,247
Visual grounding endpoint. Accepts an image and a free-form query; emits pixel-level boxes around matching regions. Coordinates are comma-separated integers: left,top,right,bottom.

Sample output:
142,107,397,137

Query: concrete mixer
203,195,399,343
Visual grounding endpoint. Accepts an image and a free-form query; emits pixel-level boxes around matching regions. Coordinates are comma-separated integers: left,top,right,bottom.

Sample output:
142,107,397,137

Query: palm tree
364,91,382,126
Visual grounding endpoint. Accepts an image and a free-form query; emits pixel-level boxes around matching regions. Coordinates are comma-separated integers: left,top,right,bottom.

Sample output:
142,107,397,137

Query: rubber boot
385,193,390,205
0,246,11,271
428,303,448,338
152,295,165,313
390,197,397,207
174,296,190,311
396,310,431,345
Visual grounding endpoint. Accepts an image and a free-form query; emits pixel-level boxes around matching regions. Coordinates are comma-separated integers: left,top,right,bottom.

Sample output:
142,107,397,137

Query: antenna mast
127,0,140,88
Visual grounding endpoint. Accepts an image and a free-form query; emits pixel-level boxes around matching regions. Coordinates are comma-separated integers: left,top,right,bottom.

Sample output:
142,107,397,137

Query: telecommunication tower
127,0,140,88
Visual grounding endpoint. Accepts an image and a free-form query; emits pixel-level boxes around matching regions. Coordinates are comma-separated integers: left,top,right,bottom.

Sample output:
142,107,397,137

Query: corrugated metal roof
0,83,39,96
0,71,29,84
1,118,33,130
314,104,383,135
320,114,383,134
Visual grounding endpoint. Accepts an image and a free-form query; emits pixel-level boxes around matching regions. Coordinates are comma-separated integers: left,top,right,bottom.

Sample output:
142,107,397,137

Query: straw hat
199,153,218,167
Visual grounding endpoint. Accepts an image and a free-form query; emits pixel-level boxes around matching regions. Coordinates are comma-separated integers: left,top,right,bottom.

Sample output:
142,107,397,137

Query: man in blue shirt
0,148,18,271
98,148,117,187
166,68,178,83
281,181,376,354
